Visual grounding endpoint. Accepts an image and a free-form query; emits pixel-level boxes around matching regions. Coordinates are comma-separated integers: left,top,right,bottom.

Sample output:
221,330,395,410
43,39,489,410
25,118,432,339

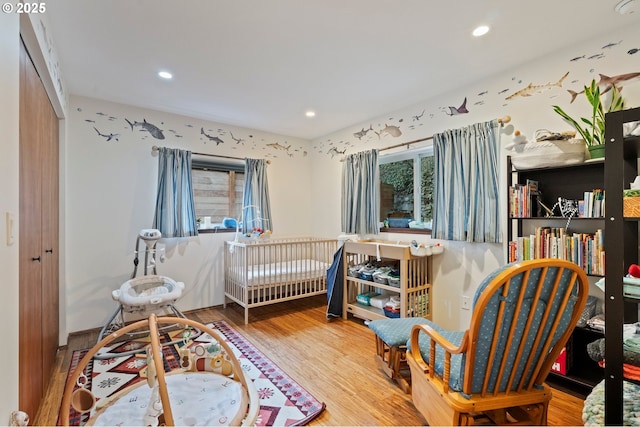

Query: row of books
509,179,538,218
508,227,605,276
509,181,605,218
581,189,605,218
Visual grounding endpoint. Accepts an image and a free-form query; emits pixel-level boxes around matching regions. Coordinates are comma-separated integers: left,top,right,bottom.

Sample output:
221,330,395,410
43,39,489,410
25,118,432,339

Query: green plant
552,79,625,147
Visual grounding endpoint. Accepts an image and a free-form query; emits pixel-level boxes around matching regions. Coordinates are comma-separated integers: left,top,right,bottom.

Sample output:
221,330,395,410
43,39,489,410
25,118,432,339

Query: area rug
60,320,325,426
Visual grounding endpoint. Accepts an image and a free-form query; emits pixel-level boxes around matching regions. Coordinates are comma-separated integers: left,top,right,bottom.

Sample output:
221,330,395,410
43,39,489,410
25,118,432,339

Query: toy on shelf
628,263,640,278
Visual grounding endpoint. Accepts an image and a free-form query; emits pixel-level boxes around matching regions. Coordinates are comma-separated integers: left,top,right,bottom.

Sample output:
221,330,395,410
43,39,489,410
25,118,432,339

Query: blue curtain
341,149,379,235
432,120,501,243
152,147,198,238
241,158,272,233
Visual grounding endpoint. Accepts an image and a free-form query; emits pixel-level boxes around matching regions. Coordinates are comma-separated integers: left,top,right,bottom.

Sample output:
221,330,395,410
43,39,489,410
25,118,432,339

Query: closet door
40,73,59,393
18,39,60,419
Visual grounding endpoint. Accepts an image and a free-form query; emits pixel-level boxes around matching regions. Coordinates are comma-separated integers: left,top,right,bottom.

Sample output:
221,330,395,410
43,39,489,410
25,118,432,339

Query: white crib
224,237,338,324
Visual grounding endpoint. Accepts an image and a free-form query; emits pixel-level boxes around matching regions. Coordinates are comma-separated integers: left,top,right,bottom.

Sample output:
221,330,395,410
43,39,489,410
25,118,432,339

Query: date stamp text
2,2,46,13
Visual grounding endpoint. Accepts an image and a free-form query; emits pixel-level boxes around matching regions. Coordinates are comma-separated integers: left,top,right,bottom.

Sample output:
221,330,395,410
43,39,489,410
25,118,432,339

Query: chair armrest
409,324,469,392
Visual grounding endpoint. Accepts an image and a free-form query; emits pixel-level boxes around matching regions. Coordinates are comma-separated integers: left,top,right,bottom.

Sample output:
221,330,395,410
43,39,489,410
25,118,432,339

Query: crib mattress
238,259,329,286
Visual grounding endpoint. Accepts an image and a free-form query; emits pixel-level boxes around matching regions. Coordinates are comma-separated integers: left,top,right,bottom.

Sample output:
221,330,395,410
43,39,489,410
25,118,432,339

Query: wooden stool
368,317,431,394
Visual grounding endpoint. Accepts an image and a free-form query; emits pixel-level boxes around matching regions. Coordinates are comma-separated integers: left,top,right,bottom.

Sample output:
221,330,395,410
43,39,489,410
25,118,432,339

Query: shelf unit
546,326,605,397
506,156,606,257
506,156,606,396
604,107,640,424
342,240,432,321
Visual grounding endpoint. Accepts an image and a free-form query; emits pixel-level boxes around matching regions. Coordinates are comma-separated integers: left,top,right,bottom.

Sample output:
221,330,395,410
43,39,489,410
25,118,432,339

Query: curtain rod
379,115,511,152
151,145,271,164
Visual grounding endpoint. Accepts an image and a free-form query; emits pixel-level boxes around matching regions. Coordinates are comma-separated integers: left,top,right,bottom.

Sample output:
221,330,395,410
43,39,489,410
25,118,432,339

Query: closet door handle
45,249,53,253
32,256,41,262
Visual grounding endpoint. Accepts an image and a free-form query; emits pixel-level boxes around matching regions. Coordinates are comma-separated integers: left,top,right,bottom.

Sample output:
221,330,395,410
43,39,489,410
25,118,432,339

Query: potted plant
552,78,625,159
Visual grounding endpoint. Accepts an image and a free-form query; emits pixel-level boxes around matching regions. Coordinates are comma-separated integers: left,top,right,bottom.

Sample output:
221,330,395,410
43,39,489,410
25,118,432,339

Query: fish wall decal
505,71,569,100
93,127,119,142
327,147,346,158
568,72,640,103
125,118,165,139
377,124,402,138
446,97,469,115
230,132,244,144
200,127,224,145
266,142,292,156
353,125,373,140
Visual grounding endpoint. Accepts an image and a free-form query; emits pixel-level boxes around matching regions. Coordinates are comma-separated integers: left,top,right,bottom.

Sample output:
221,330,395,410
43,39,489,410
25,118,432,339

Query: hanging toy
504,129,528,152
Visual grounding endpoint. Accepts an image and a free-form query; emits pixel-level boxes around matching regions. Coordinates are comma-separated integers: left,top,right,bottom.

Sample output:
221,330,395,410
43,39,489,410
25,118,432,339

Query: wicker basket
624,197,640,217
509,138,587,170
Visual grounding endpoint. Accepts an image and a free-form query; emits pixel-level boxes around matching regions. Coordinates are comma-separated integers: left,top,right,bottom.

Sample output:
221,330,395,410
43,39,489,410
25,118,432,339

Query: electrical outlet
461,296,471,310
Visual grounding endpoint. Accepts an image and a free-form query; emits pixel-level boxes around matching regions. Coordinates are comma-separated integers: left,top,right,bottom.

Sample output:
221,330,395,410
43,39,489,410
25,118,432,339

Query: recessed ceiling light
472,25,490,37
615,0,636,14
158,71,173,79
305,111,316,118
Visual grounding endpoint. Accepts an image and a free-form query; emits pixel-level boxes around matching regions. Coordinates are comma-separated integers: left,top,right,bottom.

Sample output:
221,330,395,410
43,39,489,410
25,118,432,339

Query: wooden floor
37,296,586,426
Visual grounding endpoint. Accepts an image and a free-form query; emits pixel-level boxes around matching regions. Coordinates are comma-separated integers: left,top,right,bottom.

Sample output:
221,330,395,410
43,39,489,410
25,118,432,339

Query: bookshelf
603,107,640,424
506,156,606,396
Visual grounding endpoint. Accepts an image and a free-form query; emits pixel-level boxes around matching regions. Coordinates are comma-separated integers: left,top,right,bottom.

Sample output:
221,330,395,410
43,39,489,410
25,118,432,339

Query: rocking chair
407,259,588,426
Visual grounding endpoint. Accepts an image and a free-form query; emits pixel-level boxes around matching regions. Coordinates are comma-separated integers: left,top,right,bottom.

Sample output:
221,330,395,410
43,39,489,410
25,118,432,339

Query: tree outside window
379,148,434,230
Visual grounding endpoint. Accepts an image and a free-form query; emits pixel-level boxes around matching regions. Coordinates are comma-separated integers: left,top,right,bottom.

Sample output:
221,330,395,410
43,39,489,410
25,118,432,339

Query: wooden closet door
18,39,59,419
40,77,59,394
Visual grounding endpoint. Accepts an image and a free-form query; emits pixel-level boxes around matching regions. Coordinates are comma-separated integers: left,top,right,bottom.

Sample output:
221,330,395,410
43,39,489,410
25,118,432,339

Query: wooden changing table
342,240,433,321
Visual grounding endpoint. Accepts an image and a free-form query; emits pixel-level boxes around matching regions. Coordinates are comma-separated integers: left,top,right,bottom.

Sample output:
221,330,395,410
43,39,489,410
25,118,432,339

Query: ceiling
45,0,640,140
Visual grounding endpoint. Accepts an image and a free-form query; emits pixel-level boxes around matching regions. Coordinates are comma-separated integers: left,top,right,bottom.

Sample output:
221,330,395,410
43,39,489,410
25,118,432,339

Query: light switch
461,295,471,310
6,212,15,246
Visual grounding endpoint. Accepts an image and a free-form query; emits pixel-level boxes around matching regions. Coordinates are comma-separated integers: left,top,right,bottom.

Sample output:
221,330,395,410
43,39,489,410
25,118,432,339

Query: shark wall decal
125,118,165,139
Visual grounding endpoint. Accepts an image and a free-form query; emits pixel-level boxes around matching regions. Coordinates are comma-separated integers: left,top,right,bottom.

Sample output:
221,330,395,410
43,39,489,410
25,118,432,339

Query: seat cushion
369,317,435,347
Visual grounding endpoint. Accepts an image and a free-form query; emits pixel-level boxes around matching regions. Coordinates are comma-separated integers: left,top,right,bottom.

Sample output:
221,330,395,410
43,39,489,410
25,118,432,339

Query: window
191,158,244,231
379,146,434,232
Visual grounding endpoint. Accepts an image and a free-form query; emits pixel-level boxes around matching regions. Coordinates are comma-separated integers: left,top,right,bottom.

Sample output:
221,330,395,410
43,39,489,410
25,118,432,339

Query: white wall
64,96,315,334
311,22,640,330
0,13,21,423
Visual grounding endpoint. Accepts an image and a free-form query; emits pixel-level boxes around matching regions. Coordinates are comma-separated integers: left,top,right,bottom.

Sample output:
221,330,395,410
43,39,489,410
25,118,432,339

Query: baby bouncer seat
96,229,196,358
61,314,260,426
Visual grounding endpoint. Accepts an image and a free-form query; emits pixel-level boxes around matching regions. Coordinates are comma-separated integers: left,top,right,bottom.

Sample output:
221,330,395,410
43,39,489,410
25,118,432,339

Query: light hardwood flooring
36,296,585,426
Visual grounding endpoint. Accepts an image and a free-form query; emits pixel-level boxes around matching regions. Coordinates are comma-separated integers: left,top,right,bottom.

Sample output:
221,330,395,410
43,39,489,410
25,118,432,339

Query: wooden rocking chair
407,259,588,426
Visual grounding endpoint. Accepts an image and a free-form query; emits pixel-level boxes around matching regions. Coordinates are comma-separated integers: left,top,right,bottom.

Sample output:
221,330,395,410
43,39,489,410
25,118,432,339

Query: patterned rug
60,320,325,426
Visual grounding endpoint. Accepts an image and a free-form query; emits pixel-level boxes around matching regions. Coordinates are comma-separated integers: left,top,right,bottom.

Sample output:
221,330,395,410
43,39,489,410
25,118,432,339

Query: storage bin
386,218,411,228
356,291,379,306
383,306,401,318
358,269,375,281
551,344,572,375
372,271,389,284
347,264,362,277
623,276,640,299
387,276,400,287
508,138,587,170
370,294,390,309
624,196,640,217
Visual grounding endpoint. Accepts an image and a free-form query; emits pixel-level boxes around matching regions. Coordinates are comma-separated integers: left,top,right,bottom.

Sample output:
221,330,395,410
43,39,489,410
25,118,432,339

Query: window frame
191,157,245,233
379,145,434,235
